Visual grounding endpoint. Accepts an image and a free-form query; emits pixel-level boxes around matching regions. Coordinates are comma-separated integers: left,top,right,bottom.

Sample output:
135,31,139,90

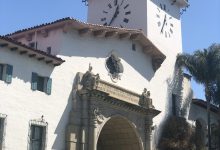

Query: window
0,114,7,150
46,47,51,54
30,125,44,150
29,119,47,150
31,72,52,95
172,94,177,116
0,64,13,84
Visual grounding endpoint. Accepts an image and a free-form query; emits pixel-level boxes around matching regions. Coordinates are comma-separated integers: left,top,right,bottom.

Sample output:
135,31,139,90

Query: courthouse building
2,0,218,150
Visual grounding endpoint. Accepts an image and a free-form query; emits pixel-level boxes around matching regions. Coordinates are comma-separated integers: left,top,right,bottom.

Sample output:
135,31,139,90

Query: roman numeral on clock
123,18,129,23
124,4,129,9
101,18,106,21
125,11,131,15
114,0,118,6
108,3,112,8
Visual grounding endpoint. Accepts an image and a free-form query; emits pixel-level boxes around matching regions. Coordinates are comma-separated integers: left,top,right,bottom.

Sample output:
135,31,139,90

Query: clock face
100,0,131,28
156,3,174,38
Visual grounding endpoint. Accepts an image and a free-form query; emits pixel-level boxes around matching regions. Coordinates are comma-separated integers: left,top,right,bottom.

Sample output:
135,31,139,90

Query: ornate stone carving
96,81,140,105
80,64,100,90
93,107,104,124
139,88,154,108
106,52,124,82
29,115,48,126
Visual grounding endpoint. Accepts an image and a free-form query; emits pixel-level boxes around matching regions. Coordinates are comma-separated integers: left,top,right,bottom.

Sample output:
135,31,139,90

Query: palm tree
176,43,220,150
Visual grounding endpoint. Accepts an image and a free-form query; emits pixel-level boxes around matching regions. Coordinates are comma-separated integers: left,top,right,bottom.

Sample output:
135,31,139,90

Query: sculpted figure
139,88,154,108
81,64,100,90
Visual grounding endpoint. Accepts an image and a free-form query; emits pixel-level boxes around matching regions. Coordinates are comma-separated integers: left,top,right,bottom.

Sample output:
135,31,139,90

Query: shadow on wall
13,59,54,84
165,66,184,117
153,65,184,149
51,91,73,149
58,34,155,81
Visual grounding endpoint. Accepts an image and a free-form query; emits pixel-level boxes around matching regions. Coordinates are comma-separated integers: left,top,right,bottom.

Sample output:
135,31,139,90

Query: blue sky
0,0,220,99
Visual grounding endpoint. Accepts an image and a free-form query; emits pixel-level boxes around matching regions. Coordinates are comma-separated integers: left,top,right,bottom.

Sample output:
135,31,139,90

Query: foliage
158,116,195,150
176,43,220,149
194,120,206,150
176,43,220,104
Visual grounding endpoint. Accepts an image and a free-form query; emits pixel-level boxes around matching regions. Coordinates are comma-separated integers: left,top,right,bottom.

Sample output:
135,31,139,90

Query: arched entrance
97,116,142,150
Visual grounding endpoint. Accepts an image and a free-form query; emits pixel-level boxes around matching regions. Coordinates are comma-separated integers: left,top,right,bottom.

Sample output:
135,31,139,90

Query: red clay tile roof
6,17,73,36
5,17,166,71
6,17,141,36
192,99,219,114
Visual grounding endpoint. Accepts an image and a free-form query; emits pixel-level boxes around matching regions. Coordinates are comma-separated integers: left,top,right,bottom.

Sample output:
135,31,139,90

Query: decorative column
139,88,155,150
80,91,90,150
88,92,105,150
78,64,100,150
145,115,153,150
66,73,84,150
88,108,98,150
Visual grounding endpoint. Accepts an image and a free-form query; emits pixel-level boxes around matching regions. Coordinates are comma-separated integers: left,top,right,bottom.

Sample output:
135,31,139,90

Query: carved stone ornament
93,107,104,124
139,88,154,109
80,64,100,90
105,51,124,82
30,115,48,126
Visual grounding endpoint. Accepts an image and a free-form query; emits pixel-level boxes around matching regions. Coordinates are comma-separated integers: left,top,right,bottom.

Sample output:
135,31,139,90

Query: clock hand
120,0,125,6
160,14,167,33
108,5,120,26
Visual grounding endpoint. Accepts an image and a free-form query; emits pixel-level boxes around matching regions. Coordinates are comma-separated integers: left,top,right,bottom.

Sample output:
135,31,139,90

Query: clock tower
87,0,189,54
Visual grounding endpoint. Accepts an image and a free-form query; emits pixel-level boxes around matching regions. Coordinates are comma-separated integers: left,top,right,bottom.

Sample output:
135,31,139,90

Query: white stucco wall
180,75,193,117
0,46,72,150
88,0,148,34
147,0,182,56
2,7,183,148
16,29,62,55
189,103,219,126
58,27,179,149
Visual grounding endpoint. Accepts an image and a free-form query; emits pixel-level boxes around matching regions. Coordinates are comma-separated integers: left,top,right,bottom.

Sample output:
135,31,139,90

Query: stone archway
66,71,161,150
97,116,142,150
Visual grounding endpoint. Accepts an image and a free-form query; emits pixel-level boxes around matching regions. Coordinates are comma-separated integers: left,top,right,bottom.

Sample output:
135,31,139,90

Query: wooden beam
105,31,118,38
0,43,9,47
10,47,18,51
41,29,48,37
20,50,27,55
143,45,154,55
38,57,45,61
29,54,36,58
78,28,91,35
119,33,131,39
46,60,53,64
130,33,141,40
53,63,61,66
93,30,105,37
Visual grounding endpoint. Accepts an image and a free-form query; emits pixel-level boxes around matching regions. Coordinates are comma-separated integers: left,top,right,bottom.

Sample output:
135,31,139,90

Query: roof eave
0,36,65,66
6,17,165,70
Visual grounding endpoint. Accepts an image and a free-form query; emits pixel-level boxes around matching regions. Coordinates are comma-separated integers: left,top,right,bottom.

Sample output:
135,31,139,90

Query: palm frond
176,44,220,85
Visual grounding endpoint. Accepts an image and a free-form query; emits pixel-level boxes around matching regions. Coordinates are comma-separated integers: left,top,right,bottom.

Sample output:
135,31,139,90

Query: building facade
0,0,191,150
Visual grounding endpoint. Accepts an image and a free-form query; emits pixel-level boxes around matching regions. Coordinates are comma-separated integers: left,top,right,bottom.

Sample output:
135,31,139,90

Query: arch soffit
96,115,144,150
